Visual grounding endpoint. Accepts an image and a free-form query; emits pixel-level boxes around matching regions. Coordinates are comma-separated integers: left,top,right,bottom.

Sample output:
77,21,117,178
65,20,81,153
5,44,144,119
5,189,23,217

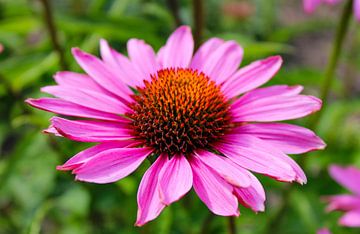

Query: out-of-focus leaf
217,33,293,61
56,15,161,46
0,16,40,34
0,52,58,91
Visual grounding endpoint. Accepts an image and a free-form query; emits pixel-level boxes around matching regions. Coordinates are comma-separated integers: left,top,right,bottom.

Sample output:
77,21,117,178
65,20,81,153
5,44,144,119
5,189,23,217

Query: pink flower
325,165,360,227
317,228,331,234
26,26,325,226
303,0,360,21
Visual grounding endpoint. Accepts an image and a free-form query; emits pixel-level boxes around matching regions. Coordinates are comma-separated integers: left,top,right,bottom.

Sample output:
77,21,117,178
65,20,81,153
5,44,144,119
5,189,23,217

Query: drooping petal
194,149,251,188
231,93,321,122
234,123,325,154
41,85,130,115
190,156,240,216
224,134,306,184
214,135,297,182
324,195,360,212
191,40,243,84
72,48,132,103
233,171,266,212
329,165,360,195
73,147,153,183
158,26,194,68
127,39,158,80
51,117,133,142
136,154,167,226
158,154,193,205
100,39,144,87
190,38,224,69
26,98,124,121
57,140,142,171
303,0,322,13
222,56,283,98
43,124,62,136
339,211,360,227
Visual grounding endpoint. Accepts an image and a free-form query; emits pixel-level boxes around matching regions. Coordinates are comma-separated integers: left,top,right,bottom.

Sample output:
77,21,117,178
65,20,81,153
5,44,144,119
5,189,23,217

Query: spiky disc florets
128,68,231,156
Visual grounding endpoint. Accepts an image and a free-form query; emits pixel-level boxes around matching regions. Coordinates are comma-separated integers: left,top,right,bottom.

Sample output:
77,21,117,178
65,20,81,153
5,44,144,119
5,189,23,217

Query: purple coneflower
27,26,325,226
303,0,360,21
324,165,360,227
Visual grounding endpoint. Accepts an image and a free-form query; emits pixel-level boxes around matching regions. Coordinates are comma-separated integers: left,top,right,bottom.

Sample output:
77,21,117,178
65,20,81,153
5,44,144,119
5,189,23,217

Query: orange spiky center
127,68,231,156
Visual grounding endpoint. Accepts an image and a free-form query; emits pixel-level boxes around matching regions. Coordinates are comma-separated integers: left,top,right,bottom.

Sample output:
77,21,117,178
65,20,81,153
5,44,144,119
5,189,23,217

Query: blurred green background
0,0,360,233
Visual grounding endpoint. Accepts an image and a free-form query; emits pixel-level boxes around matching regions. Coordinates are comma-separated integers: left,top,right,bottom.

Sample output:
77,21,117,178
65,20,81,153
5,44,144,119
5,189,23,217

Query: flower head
324,165,360,227
303,0,360,21
26,26,325,226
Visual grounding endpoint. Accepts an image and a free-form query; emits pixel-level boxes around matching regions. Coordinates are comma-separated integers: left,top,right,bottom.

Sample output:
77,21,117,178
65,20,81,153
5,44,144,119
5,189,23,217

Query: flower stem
192,0,204,49
228,216,237,234
308,0,353,129
200,212,215,234
166,0,182,26
39,0,68,70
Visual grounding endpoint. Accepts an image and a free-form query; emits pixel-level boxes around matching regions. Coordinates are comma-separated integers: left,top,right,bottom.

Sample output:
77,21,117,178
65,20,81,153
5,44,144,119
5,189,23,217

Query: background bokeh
0,0,360,233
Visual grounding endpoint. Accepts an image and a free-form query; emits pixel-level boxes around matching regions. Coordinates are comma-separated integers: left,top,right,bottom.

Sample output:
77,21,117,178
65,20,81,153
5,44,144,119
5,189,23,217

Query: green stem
192,0,204,50
166,0,182,26
228,216,237,234
308,0,353,129
200,212,215,234
39,0,68,70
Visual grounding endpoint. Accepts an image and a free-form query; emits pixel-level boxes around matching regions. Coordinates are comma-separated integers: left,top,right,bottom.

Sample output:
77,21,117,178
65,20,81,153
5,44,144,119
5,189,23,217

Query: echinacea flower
324,165,360,227
317,228,331,234
26,26,325,226
303,0,360,21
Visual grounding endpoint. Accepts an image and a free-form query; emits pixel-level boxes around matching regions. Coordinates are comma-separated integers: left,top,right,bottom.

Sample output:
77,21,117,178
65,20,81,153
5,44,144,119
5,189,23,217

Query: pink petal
339,211,360,227
43,125,62,136
41,85,130,115
72,48,132,103
158,26,194,68
189,156,240,216
158,154,193,205
224,134,307,184
323,0,341,4
100,39,143,87
136,154,167,226
234,123,325,154
214,135,297,182
231,93,321,122
26,98,124,121
234,171,266,212
51,117,133,142
194,149,251,188
329,165,360,195
236,85,304,105
222,56,283,98
191,40,243,84
317,228,331,234
190,38,224,69
355,0,360,22
54,71,111,95
324,195,360,212
303,0,322,13
127,39,158,80
73,147,153,183
57,140,142,171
